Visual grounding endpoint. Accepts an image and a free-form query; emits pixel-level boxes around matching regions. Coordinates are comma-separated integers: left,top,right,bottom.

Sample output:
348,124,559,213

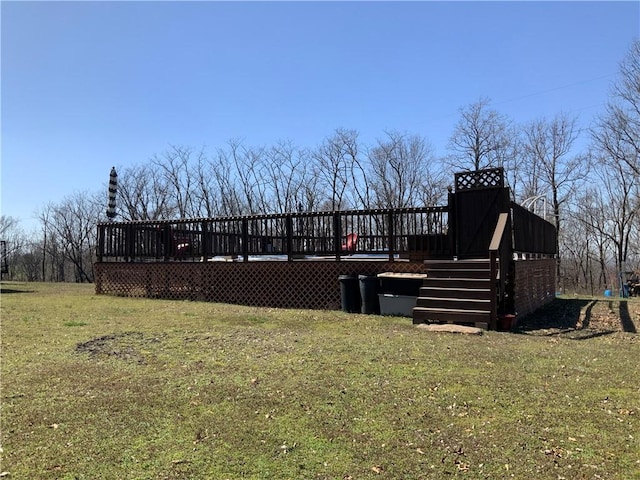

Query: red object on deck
342,233,358,252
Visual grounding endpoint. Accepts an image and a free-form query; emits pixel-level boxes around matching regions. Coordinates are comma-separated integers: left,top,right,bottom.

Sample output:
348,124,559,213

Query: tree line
2,41,639,295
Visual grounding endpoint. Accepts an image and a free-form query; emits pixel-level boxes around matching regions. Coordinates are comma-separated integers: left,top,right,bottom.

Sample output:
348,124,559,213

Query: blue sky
2,1,638,232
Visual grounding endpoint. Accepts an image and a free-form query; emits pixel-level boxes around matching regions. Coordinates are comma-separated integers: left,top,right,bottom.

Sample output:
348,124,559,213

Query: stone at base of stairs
415,323,484,335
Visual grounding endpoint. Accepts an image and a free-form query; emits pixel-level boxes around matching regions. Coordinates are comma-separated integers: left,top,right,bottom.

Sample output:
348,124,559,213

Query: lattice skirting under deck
95,261,429,310
513,258,557,317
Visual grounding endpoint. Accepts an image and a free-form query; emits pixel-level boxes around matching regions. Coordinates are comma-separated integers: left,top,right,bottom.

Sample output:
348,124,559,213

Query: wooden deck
95,168,558,330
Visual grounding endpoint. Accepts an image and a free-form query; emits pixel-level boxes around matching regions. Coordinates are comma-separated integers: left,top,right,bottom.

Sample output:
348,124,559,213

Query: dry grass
1,282,639,479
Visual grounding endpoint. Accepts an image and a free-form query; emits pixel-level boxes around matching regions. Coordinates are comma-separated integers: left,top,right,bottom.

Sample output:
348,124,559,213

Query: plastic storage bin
378,294,417,317
377,272,427,296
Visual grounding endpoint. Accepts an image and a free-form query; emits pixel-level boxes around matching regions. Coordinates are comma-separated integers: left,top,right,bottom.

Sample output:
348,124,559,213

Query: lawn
1,282,639,479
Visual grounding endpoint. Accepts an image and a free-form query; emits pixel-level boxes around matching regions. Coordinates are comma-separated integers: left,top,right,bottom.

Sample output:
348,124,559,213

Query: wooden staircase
412,258,496,330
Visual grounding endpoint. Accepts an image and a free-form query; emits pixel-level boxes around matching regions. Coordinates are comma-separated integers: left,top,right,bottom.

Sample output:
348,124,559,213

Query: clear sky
2,1,639,232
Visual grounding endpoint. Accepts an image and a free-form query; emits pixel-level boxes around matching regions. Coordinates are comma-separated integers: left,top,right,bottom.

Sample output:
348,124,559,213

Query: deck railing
97,206,451,263
511,203,557,256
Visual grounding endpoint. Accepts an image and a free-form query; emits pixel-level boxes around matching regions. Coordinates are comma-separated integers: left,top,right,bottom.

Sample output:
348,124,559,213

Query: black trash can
339,274,360,313
359,274,380,314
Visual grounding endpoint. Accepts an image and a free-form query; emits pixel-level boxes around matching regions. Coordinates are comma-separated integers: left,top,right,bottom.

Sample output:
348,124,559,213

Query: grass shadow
619,300,637,333
515,297,617,340
581,299,596,328
0,286,34,294
516,297,592,332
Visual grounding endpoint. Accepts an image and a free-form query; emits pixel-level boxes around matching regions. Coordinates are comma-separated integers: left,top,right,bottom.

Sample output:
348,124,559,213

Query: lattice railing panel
455,168,504,191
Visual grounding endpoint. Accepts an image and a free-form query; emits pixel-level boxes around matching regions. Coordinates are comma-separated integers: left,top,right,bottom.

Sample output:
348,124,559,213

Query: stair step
415,304,490,313
413,306,491,314
412,307,491,326
423,259,491,269
427,270,490,279
416,297,491,310
422,278,491,289
419,287,492,300
426,266,490,269
423,276,491,281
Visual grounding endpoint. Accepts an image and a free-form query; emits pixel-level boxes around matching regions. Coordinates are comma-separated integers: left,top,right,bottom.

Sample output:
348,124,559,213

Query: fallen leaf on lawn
371,466,383,474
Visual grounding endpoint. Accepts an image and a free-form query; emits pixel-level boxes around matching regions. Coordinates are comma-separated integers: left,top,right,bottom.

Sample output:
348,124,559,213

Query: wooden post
201,220,209,261
388,211,395,262
447,186,457,258
335,213,341,260
489,249,498,331
163,224,171,262
286,215,293,262
97,224,105,262
488,212,509,330
242,218,249,262
126,224,136,262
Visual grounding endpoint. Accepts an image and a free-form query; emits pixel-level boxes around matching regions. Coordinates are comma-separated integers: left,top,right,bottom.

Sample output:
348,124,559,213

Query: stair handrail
488,212,510,330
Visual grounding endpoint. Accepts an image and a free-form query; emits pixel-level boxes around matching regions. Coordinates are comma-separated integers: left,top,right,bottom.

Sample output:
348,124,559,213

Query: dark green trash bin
359,274,380,314
339,274,360,313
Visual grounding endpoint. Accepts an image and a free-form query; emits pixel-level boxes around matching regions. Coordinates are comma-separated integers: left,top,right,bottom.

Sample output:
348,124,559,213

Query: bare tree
209,147,243,216
221,140,267,215
297,158,324,213
331,129,365,209
46,192,102,282
569,188,615,294
118,163,174,221
192,151,218,218
262,140,306,214
522,113,589,278
151,145,197,218
592,40,640,176
586,156,639,278
37,203,63,281
37,205,52,281
629,221,640,272
589,40,640,287
447,97,517,173
559,211,591,294
312,128,359,210
367,131,437,208
419,164,449,207
0,215,20,239
0,215,27,280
